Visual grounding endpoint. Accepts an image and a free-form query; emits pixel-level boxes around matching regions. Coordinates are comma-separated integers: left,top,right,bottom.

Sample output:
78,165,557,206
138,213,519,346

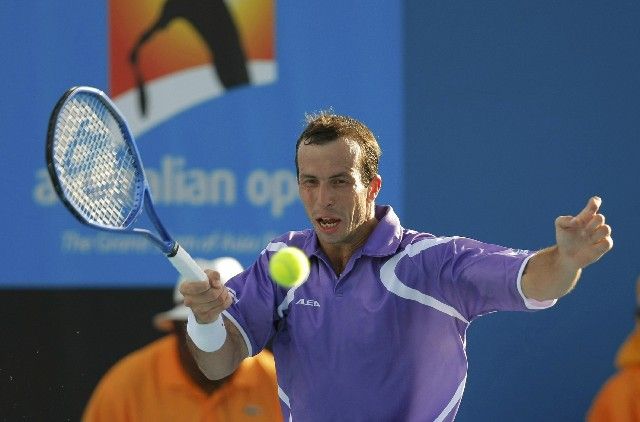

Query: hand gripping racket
45,86,207,282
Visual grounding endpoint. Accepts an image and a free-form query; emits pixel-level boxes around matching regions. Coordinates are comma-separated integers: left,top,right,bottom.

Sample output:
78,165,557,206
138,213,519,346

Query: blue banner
3,1,403,286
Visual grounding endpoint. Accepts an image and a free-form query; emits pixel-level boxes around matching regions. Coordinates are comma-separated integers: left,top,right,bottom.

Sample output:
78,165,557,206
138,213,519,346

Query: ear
367,175,382,201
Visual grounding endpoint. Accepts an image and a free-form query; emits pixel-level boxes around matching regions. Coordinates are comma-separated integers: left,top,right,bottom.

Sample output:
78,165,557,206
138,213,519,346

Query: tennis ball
269,247,310,288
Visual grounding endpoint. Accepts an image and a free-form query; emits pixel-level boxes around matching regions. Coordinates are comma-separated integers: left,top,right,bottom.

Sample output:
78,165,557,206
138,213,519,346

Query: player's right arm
179,270,249,379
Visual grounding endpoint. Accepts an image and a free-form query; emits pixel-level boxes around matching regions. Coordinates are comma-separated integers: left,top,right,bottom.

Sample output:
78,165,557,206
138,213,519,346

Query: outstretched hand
555,196,613,271
179,270,233,324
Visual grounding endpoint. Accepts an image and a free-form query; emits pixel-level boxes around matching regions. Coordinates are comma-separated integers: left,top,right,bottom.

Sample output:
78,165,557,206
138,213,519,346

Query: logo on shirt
243,404,262,416
295,298,320,307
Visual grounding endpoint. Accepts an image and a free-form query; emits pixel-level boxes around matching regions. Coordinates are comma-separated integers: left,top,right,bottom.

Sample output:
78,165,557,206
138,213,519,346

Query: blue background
1,1,638,420
405,1,638,420
1,0,403,286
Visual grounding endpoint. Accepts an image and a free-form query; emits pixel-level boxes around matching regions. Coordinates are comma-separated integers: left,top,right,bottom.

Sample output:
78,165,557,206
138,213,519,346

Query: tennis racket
45,86,207,282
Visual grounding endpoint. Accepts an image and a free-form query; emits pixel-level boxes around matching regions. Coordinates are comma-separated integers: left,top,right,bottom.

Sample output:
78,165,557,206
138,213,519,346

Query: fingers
556,196,603,230
573,196,602,225
591,223,612,244
179,270,233,323
592,222,611,237
188,290,232,322
555,215,575,229
592,236,614,256
585,213,605,231
179,279,211,296
181,269,225,292
555,196,613,268
586,213,613,256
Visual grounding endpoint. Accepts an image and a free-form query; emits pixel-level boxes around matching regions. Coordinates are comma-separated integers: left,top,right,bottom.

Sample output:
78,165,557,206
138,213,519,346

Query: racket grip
167,243,208,281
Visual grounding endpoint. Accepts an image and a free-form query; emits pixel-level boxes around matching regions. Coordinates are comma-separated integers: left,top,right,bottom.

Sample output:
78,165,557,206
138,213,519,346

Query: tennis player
180,113,613,421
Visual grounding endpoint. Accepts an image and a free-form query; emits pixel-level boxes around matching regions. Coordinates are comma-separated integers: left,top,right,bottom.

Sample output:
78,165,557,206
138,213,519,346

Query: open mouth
317,218,339,229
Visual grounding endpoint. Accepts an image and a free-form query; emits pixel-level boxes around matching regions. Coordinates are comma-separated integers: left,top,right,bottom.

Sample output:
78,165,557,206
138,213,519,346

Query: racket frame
45,86,178,256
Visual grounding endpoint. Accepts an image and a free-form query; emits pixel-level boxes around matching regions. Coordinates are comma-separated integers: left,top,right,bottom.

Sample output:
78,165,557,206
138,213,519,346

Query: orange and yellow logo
109,0,276,133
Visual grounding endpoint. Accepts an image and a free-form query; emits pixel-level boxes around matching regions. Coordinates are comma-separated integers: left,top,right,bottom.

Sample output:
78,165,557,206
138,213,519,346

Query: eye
300,178,318,188
332,179,348,187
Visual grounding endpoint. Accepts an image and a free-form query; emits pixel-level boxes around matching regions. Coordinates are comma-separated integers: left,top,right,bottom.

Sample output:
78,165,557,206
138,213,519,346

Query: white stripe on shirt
379,236,469,324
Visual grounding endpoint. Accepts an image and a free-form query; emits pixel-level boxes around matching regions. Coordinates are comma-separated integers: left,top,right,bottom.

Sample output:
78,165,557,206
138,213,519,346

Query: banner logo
109,0,276,136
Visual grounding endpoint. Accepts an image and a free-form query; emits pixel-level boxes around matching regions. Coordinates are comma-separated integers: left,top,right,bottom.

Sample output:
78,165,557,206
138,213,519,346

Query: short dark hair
295,111,382,185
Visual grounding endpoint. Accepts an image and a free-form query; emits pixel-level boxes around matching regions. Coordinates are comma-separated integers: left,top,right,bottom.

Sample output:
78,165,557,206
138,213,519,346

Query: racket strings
52,95,144,228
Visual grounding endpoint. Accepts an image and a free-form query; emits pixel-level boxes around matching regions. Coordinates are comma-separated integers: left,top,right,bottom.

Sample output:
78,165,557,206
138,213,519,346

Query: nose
317,182,334,208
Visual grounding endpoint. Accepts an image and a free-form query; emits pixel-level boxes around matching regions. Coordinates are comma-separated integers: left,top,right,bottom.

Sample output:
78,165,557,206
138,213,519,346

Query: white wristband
186,309,227,352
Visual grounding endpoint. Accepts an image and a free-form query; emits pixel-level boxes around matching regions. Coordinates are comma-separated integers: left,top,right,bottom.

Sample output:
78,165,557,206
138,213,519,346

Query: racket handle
167,243,208,282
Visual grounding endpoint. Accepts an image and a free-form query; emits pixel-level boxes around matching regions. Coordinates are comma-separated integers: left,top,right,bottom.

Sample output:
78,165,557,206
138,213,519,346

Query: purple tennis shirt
223,205,554,421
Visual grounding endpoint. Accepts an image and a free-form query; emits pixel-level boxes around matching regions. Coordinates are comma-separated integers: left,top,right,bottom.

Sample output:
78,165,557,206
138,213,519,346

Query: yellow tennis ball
269,247,310,288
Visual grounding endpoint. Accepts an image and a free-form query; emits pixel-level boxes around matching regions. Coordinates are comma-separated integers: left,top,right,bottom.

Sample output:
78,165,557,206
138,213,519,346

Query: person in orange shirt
82,257,283,422
587,274,640,421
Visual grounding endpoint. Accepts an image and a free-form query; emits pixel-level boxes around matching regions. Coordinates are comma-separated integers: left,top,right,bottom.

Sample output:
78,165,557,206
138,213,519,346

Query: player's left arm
521,196,613,301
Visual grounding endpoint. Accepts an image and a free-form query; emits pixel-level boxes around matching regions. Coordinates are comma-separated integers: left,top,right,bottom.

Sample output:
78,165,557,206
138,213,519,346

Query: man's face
297,137,380,250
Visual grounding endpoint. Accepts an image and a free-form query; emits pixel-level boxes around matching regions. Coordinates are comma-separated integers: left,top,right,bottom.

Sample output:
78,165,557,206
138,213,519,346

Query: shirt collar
362,205,403,257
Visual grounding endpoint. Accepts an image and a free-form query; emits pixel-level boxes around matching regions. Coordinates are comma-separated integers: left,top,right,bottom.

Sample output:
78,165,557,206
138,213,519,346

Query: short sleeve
428,237,551,320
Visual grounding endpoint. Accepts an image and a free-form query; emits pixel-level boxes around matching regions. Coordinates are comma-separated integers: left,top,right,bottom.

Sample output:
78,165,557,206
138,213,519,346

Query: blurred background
1,1,638,420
